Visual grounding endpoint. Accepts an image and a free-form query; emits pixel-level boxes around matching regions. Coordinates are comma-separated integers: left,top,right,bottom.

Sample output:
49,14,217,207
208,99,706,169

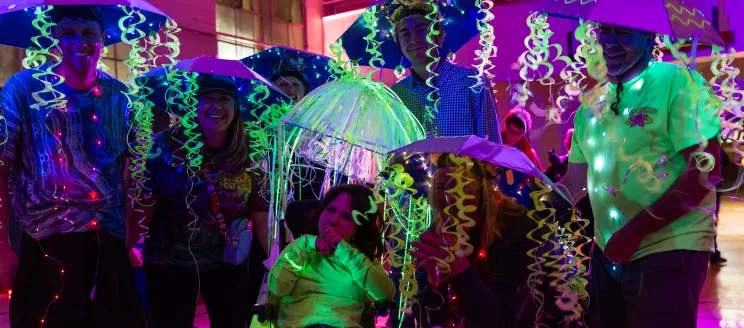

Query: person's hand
129,247,144,268
321,226,344,254
548,149,562,167
315,237,333,256
0,244,18,289
603,225,645,264
411,233,470,287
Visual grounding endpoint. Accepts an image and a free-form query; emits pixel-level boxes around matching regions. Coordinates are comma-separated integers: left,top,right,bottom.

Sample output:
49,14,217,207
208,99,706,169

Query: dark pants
145,263,258,328
590,248,709,328
10,231,145,328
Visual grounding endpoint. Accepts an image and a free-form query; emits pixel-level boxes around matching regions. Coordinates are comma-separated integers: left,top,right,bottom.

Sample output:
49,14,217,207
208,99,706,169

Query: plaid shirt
391,60,502,143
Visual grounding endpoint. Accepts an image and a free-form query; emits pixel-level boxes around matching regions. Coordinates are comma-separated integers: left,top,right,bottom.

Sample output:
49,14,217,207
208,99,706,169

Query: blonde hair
431,154,524,250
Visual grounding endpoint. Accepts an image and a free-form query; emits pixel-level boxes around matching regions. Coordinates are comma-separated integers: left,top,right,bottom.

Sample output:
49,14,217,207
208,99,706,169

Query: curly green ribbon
514,13,571,111
351,196,378,225
26,6,68,112
373,161,431,320
361,6,385,80
554,21,598,124
469,0,497,92
421,0,441,138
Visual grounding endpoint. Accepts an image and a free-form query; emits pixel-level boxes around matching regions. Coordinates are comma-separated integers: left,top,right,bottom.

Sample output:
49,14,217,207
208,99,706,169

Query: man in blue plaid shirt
390,1,501,143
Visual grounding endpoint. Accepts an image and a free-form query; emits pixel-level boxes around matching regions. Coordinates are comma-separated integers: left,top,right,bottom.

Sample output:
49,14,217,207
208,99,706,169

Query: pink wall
304,0,325,55
149,0,218,59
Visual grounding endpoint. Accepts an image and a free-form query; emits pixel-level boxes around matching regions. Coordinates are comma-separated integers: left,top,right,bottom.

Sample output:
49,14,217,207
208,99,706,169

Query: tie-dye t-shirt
143,129,269,269
0,65,130,240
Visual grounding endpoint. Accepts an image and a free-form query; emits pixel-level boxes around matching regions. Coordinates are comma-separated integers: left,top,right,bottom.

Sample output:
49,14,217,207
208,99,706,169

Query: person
562,23,721,328
0,6,145,328
1,5,147,327
502,107,541,170
711,146,731,265
389,1,501,143
126,75,270,328
544,128,574,182
267,184,395,328
271,70,310,103
411,154,541,328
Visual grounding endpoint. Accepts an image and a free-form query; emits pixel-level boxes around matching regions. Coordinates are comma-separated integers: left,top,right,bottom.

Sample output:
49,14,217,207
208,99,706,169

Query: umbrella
339,0,481,69
241,46,334,94
138,56,291,120
388,136,571,201
538,0,725,46
0,0,168,49
278,77,426,183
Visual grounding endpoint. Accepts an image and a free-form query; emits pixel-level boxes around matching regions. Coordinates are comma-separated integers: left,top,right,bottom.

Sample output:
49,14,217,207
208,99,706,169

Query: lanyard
203,164,228,238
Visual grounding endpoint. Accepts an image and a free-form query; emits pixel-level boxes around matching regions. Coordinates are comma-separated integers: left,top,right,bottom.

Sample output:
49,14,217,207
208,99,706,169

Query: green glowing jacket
268,235,395,328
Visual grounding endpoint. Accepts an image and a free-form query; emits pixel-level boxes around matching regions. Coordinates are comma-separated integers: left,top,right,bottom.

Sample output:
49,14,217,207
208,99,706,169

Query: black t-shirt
143,128,269,269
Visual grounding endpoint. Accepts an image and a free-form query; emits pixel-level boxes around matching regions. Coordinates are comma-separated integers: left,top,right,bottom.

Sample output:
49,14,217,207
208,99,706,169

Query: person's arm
252,211,270,256
619,139,720,236
472,78,502,143
562,106,589,204
126,195,159,250
268,235,315,297
334,240,395,301
125,136,167,250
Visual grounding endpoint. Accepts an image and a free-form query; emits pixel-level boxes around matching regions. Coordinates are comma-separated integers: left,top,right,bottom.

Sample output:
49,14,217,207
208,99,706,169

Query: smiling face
274,76,307,102
598,25,652,78
395,14,444,65
53,18,104,75
196,90,236,135
317,192,358,242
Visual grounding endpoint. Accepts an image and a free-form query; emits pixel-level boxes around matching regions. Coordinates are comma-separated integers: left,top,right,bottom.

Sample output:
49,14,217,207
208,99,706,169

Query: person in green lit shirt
268,184,395,328
562,24,722,327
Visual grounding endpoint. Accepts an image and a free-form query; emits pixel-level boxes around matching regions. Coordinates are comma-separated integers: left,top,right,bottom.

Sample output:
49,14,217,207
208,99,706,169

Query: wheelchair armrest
373,299,398,317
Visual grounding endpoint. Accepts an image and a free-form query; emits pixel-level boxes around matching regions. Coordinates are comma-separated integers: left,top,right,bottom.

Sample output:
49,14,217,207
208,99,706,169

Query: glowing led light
610,208,619,219
594,156,605,171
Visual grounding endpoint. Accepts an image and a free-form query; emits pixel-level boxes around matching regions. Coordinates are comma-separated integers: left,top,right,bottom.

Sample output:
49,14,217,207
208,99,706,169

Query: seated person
268,184,395,328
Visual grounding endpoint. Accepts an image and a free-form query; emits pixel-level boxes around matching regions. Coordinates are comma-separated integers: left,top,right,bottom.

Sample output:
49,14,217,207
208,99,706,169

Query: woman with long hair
126,75,270,328
268,184,395,328
411,154,542,328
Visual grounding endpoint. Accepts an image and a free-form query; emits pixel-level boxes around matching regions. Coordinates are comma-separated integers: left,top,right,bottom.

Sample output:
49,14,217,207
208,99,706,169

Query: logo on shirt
625,107,657,128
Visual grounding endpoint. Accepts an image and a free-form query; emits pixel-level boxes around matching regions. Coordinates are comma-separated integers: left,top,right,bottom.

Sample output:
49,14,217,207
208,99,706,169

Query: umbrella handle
689,33,700,70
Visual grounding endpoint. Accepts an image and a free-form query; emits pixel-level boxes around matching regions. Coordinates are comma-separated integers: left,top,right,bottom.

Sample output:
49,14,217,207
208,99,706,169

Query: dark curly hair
308,184,383,261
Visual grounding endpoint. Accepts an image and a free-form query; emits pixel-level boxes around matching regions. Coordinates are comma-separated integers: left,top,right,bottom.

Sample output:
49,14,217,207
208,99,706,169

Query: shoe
710,253,728,265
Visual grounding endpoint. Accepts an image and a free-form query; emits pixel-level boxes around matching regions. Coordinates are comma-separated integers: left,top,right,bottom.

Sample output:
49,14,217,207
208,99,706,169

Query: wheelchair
250,299,398,328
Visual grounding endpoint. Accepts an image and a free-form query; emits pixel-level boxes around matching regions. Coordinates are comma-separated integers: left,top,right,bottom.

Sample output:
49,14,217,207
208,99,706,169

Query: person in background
0,6,145,327
271,70,310,103
711,146,731,265
502,107,541,170
390,1,501,142
544,128,574,182
127,75,270,328
562,23,721,328
268,184,395,328
412,154,540,328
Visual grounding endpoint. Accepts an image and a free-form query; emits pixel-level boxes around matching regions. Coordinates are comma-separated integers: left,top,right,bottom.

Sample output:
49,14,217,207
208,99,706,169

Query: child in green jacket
268,184,395,328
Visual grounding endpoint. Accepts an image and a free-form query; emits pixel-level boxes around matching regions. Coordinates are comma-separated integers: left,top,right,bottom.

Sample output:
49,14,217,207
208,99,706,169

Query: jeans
590,248,709,328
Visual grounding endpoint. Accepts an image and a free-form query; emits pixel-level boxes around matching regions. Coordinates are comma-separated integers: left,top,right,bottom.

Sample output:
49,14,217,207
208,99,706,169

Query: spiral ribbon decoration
374,162,431,319
469,0,497,92
26,6,68,113
361,6,385,79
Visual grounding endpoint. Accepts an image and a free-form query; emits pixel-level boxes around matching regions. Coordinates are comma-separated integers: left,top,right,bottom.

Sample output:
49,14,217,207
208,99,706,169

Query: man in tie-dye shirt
0,6,144,327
